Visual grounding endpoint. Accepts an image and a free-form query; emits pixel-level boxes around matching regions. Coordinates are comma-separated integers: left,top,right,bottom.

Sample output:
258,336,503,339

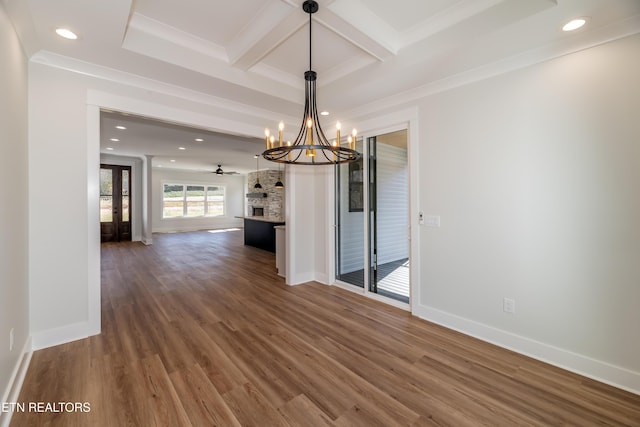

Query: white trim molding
31,322,96,351
0,337,32,427
86,104,102,341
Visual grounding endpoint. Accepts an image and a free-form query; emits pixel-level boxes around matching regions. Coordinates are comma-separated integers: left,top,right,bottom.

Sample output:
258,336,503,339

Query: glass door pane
100,168,113,223
369,131,410,303
335,139,365,287
121,169,130,222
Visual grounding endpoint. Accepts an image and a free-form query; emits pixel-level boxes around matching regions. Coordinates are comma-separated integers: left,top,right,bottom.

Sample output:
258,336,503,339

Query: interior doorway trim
85,89,271,342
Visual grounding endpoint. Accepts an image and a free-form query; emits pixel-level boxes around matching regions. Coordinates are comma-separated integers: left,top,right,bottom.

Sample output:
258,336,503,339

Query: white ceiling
5,0,640,173
100,111,265,174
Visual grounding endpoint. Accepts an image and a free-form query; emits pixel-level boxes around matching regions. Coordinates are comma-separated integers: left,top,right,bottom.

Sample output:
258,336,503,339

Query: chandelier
262,0,360,165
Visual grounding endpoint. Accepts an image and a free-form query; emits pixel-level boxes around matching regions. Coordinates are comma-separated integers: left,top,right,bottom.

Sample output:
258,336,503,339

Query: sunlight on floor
207,228,241,234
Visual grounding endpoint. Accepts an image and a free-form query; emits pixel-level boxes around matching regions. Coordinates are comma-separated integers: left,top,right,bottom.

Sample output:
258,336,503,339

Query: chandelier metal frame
262,0,360,165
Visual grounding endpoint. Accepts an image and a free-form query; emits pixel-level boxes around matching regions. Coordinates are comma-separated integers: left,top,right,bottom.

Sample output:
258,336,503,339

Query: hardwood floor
12,230,640,426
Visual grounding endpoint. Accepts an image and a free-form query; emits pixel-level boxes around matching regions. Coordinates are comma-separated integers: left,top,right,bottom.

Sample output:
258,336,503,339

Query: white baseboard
314,272,328,285
286,271,314,286
414,303,640,396
0,336,33,427
31,321,99,351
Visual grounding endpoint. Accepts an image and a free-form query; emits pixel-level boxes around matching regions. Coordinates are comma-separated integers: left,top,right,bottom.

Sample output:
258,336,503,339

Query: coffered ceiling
4,0,640,172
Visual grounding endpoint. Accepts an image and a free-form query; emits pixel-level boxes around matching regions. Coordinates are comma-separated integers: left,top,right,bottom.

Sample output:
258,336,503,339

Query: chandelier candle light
262,0,360,165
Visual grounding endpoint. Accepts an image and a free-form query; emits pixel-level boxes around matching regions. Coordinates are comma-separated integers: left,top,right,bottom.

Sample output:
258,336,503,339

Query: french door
100,164,131,242
335,130,410,304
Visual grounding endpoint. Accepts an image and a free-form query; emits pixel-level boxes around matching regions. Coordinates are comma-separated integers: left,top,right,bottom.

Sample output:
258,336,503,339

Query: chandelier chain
261,0,360,165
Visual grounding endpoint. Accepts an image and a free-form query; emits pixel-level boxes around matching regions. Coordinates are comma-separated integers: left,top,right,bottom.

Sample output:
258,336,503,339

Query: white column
142,154,153,245
285,164,317,285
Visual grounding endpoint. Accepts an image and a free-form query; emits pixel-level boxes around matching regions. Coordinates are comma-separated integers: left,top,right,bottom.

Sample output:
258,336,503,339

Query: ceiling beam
227,1,303,71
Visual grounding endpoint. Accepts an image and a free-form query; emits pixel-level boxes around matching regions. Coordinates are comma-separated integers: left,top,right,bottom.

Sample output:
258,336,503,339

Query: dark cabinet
244,218,285,252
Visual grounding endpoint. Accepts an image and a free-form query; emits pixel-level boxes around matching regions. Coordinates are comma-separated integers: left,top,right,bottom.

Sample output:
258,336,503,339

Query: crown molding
30,51,298,125
126,13,228,61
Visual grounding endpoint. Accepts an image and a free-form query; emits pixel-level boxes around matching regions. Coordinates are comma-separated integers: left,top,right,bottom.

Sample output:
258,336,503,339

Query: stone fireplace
247,170,284,219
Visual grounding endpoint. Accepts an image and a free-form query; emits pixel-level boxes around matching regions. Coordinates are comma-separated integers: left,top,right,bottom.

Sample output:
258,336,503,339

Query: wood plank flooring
11,230,640,426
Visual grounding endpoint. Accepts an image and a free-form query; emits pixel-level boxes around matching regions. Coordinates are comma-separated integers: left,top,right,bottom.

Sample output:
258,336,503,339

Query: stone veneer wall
247,170,285,219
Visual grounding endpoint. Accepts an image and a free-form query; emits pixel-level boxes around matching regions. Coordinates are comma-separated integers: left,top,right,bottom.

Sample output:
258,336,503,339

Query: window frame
162,182,226,219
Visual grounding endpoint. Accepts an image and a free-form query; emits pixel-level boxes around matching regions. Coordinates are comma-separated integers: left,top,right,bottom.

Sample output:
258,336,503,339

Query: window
162,183,225,218
186,185,205,216
206,186,224,216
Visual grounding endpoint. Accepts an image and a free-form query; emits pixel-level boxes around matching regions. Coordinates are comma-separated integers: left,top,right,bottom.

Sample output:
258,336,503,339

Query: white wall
0,1,29,416
286,164,318,285
152,168,244,232
415,34,640,391
29,64,94,345
313,165,331,284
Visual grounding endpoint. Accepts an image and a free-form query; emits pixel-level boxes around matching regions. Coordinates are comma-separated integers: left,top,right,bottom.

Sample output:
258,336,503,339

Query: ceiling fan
214,164,239,175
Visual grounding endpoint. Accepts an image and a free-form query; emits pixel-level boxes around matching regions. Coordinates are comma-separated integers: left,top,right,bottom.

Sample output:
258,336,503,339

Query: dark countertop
242,216,285,223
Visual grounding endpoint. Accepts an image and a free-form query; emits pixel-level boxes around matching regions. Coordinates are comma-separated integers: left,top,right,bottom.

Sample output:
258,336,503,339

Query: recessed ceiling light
157,165,163,168
110,138,119,142
55,28,78,40
106,147,114,151
320,111,330,116
178,147,186,150
170,159,176,162
115,125,126,130
195,138,204,142
563,18,587,32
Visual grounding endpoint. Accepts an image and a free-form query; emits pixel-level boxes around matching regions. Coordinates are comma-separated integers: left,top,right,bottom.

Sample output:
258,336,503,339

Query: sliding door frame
329,107,420,313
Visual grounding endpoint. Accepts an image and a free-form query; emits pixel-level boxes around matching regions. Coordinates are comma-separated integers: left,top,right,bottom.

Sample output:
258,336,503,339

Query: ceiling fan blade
212,165,240,175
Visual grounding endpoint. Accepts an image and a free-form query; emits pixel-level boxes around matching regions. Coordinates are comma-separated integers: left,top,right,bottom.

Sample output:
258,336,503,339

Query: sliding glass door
335,130,410,304
335,139,365,287
368,132,410,303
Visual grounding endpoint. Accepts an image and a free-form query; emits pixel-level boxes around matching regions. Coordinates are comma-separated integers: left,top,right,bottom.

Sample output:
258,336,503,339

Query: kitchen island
243,216,285,253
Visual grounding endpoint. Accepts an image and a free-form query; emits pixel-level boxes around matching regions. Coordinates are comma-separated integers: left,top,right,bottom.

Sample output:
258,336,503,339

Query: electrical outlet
503,298,515,314
9,328,14,352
